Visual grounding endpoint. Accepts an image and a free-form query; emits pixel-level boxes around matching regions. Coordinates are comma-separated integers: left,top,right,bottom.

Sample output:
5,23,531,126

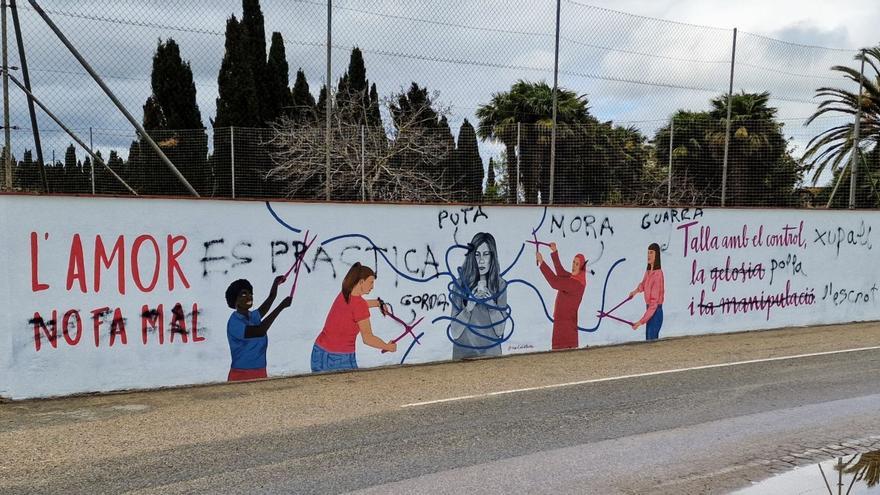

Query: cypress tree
486,157,496,190
437,115,456,194
291,69,316,121
140,38,208,196
215,16,259,128
150,39,202,129
316,84,328,122
241,0,269,124
142,96,166,130
368,83,381,128
62,144,84,193
214,15,260,197
455,120,483,202
336,48,373,125
82,156,92,192
15,149,39,191
265,32,292,123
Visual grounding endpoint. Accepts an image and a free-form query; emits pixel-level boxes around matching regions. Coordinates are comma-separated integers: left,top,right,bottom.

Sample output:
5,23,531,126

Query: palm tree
476,80,593,203
841,450,880,488
708,91,793,206
803,47,880,206
655,91,797,207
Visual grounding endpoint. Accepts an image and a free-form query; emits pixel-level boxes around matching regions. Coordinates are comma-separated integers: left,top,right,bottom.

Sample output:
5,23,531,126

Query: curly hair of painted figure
629,243,665,341
448,232,509,360
225,276,291,382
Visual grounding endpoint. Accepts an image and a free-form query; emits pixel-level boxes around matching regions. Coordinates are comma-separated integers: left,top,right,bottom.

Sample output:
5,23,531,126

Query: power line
562,0,732,32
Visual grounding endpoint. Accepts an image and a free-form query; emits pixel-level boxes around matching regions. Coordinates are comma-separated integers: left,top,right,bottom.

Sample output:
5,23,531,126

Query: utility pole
2,0,12,190
10,0,47,192
721,27,737,207
325,0,332,200
848,49,866,209
548,0,561,205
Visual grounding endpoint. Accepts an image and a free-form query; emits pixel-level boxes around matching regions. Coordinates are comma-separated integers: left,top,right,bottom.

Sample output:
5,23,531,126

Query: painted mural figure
629,243,665,341
535,242,587,349
449,232,508,360
311,263,397,372
225,276,292,381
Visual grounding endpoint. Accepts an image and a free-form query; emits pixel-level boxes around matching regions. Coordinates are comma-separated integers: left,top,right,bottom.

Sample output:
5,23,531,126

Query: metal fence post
516,122,521,204
667,117,674,206
325,0,332,201
360,125,365,201
230,127,235,199
721,27,737,207
10,0,47,193
548,0,561,205
848,49,866,209
89,126,95,194
2,0,12,190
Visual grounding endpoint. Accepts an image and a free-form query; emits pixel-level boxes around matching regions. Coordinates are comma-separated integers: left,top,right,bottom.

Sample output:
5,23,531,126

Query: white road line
400,345,880,408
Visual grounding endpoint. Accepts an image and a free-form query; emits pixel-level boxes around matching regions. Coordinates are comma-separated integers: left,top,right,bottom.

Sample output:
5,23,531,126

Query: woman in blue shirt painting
225,276,292,381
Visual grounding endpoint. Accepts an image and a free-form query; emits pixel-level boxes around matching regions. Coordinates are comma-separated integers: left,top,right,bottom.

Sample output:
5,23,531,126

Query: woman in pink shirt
628,243,665,341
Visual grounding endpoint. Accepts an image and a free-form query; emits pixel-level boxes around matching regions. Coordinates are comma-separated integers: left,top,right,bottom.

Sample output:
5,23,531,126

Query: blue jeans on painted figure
310,344,358,372
646,304,663,341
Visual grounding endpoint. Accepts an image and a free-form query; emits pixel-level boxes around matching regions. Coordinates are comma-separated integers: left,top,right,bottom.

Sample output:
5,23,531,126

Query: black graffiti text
550,214,614,239
438,206,489,230
769,254,806,285
813,221,873,256
200,238,253,277
822,282,878,306
641,208,704,230
400,292,449,312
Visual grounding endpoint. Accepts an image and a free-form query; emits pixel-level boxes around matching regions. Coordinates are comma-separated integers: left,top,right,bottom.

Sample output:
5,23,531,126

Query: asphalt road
2,322,879,494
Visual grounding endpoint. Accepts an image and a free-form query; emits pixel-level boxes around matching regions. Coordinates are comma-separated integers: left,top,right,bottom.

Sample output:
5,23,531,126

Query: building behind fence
0,0,875,208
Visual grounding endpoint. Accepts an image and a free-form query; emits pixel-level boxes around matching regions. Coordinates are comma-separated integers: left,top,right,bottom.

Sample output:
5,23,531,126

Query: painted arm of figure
550,246,571,277
539,255,580,294
358,318,396,352
245,296,292,338
629,272,647,299
539,260,567,291
489,281,508,338
448,279,471,340
634,274,664,329
258,275,286,316
366,298,392,315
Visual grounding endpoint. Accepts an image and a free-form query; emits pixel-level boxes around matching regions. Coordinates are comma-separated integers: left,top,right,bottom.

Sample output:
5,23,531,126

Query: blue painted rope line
584,257,627,332
501,243,526,277
400,332,425,364
321,233,456,283
446,279,511,308
432,310,512,332
265,201,302,233
500,206,547,278
442,315,516,350
532,206,548,235
506,257,627,333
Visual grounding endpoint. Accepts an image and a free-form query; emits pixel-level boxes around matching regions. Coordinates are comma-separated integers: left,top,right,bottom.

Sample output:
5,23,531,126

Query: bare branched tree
266,89,458,201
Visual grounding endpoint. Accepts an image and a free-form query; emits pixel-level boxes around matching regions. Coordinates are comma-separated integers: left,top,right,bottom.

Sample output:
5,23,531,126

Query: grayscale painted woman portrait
449,232,508,360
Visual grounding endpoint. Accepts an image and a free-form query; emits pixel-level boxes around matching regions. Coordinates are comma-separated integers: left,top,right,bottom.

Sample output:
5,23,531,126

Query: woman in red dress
536,242,587,349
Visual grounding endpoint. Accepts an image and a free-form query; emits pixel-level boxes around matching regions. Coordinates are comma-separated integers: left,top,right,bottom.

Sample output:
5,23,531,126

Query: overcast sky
5,0,878,186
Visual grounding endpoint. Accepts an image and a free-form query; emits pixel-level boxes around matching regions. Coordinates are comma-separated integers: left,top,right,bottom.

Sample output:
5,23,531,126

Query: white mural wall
0,195,877,399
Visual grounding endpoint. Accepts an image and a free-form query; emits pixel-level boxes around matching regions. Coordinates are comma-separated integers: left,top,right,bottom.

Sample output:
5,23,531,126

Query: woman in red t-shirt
311,263,397,372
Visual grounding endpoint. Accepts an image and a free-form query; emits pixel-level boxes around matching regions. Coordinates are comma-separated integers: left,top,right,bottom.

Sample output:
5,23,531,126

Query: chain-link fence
0,0,875,208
